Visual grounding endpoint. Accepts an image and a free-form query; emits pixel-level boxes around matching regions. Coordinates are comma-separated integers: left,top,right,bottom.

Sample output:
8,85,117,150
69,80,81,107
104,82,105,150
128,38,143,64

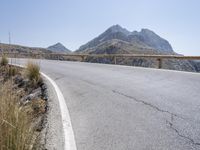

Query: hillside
0,43,51,54
47,43,71,53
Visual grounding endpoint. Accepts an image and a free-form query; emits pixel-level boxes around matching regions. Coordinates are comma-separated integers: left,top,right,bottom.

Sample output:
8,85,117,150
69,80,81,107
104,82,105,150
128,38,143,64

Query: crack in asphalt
166,118,200,147
54,75,65,81
112,90,182,119
112,90,200,147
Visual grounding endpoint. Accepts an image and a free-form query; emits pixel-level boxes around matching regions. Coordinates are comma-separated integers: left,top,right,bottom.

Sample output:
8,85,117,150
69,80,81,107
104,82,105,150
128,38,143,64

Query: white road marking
41,72,77,150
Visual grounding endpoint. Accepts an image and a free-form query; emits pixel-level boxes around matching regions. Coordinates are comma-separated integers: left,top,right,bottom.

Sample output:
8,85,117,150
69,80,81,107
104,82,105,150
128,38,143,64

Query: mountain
77,25,174,54
47,43,71,53
76,25,200,72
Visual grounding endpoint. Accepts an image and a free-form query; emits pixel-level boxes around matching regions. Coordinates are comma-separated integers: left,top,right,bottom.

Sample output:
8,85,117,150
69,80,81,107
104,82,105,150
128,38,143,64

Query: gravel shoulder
39,75,65,150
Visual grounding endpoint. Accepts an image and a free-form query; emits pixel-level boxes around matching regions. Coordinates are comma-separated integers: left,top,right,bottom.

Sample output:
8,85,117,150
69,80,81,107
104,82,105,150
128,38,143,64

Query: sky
0,0,200,55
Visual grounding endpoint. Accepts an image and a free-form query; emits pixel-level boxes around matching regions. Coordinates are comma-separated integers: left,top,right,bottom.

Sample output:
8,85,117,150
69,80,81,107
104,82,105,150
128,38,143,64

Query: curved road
17,59,200,150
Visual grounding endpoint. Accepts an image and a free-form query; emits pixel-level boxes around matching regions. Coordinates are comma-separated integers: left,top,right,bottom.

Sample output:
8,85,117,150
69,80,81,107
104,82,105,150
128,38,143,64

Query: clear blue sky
0,0,200,55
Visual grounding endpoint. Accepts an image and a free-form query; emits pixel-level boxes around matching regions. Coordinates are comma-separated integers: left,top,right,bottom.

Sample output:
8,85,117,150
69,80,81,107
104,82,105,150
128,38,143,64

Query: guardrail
1,52,200,69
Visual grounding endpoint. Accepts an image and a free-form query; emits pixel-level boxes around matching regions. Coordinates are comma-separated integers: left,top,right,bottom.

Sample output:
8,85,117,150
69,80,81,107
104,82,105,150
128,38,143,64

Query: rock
33,115,46,132
18,79,29,87
32,87,42,94
41,84,48,101
43,95,48,101
42,91,48,101
14,75,23,84
41,84,47,91
14,75,29,88
21,87,41,103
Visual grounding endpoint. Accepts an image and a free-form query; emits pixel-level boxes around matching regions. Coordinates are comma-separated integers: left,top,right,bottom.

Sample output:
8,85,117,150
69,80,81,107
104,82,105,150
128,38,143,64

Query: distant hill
0,42,71,55
76,25,174,54
47,43,71,53
0,43,51,54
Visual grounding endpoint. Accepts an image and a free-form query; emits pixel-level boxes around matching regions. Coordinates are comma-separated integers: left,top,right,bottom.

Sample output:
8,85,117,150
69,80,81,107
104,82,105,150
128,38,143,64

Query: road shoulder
39,75,65,150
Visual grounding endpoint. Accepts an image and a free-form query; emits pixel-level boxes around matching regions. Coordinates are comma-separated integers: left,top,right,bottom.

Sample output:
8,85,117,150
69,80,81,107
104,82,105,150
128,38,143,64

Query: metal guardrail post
157,58,162,69
81,55,85,62
114,56,117,64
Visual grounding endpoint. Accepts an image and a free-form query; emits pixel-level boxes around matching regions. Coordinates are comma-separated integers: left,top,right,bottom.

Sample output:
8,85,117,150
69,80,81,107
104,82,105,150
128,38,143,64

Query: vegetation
25,62,41,86
7,66,18,77
0,55,8,66
0,63,47,149
0,82,34,150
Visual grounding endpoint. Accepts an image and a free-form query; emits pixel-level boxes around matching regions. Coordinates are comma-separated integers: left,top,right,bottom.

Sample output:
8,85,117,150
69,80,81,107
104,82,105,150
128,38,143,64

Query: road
15,59,200,150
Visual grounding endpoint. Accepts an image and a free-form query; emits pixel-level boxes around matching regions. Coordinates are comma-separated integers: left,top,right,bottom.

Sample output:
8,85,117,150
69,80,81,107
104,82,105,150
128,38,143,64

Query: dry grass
0,63,46,149
0,82,34,150
0,60,48,149
25,62,41,86
7,66,18,77
0,55,8,66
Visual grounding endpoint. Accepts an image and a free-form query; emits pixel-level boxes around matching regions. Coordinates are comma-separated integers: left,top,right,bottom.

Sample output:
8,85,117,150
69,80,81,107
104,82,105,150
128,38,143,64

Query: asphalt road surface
15,59,200,150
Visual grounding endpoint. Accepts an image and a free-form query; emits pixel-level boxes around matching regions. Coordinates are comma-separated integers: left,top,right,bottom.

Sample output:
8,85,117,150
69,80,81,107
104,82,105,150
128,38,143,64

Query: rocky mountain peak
47,42,71,53
54,42,63,46
106,24,131,35
141,28,154,33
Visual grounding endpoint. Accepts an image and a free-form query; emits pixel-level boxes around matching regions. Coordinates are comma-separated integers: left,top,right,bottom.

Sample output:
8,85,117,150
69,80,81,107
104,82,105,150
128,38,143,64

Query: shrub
0,55,8,66
25,62,41,86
